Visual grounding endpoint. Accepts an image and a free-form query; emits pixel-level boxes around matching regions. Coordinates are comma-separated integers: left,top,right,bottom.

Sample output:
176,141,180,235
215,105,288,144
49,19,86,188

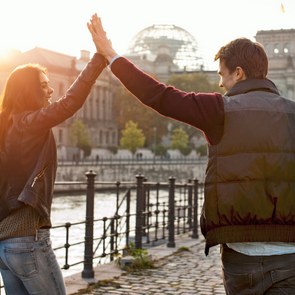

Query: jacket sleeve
20,53,108,132
111,57,225,145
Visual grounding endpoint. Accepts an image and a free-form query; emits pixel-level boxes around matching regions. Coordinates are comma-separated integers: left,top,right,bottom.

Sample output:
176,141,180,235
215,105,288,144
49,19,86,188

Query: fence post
187,179,193,229
192,178,199,239
135,174,144,249
125,190,131,247
167,176,176,247
110,218,115,261
82,170,96,279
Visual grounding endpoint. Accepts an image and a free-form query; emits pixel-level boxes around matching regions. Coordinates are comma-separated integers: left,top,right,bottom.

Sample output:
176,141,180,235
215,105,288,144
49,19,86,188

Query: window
283,43,289,54
274,43,280,54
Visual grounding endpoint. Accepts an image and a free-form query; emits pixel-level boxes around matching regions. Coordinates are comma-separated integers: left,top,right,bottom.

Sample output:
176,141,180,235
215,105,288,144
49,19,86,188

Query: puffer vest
201,87,295,255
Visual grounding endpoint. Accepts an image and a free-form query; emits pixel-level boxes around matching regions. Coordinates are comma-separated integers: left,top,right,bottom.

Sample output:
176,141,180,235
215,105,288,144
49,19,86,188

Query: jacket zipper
31,166,47,187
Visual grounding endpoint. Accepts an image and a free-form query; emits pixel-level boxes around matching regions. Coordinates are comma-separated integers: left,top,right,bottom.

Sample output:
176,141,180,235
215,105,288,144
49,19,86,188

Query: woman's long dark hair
0,64,47,150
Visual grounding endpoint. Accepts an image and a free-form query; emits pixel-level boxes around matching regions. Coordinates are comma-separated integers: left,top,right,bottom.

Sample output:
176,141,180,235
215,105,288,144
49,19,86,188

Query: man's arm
111,57,224,145
88,14,224,145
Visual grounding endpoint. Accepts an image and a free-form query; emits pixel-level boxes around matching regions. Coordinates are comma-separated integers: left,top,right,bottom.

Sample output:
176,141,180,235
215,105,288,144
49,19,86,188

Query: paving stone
87,240,226,295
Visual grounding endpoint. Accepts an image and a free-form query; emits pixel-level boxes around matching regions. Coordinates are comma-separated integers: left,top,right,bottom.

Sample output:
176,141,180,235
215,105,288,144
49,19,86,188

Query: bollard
135,174,144,249
82,170,96,279
167,176,176,247
192,178,199,239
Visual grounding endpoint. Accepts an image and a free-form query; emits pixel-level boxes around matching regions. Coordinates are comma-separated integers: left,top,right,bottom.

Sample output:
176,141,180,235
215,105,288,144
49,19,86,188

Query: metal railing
0,171,204,291
57,156,208,167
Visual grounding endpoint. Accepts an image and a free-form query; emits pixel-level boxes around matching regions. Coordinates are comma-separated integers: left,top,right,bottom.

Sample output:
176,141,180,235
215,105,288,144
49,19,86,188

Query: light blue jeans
0,229,66,295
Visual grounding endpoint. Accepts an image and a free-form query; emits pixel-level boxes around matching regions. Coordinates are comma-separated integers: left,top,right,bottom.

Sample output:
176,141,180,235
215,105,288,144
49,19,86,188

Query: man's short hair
214,38,268,79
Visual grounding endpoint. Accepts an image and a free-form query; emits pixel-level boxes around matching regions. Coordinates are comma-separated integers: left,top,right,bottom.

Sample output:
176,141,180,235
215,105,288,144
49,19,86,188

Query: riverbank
56,157,207,183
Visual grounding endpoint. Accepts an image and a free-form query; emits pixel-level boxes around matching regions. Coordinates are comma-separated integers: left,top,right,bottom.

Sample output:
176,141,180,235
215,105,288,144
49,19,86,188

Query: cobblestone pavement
86,240,225,295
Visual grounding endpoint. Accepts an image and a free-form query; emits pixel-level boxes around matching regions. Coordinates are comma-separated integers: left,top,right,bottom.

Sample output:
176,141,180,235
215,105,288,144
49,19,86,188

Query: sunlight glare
0,47,20,62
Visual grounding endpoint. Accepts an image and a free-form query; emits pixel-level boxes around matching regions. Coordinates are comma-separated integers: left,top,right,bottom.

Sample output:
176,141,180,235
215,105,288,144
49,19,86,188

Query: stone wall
56,159,207,184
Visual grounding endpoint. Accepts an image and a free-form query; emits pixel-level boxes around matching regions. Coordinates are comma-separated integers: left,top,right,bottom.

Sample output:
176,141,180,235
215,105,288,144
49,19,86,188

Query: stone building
255,29,295,101
1,27,294,160
0,47,118,160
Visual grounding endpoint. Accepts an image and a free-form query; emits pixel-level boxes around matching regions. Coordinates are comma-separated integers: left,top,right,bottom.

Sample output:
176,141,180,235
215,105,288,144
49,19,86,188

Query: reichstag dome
127,24,203,71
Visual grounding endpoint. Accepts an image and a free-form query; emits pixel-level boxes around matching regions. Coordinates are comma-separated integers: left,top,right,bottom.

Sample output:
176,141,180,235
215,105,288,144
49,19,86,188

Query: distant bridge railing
0,172,204,291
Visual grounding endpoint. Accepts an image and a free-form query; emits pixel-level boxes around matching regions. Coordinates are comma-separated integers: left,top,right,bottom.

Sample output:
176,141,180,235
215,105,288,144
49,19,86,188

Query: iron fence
0,171,204,292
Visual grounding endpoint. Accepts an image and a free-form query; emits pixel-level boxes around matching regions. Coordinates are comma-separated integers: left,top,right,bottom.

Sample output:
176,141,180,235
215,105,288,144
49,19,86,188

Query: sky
0,0,294,70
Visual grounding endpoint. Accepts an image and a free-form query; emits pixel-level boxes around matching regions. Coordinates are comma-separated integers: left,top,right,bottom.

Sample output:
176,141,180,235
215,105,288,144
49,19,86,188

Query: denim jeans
0,229,66,295
221,244,295,295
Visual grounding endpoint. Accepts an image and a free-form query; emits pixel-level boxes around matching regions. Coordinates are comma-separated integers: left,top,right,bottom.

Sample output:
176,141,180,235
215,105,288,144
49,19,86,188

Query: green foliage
120,120,145,154
107,146,118,154
69,119,92,157
113,86,171,146
176,246,191,253
113,72,220,150
115,242,154,272
196,144,208,156
167,72,221,93
167,72,221,148
154,144,167,156
171,127,189,155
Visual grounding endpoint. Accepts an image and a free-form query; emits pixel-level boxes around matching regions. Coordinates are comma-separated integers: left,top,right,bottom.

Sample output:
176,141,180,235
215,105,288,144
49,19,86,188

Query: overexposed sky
0,0,294,69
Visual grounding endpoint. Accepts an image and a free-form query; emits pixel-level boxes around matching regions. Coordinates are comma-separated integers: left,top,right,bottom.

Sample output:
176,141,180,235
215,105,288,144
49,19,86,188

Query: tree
120,120,145,154
113,72,220,149
166,72,221,146
113,86,170,147
196,144,208,157
167,72,221,93
69,119,92,158
171,127,190,155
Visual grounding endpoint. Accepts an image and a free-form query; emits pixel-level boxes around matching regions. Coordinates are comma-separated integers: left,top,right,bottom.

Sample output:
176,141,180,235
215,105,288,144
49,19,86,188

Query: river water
51,192,119,277
0,192,133,293
51,191,137,277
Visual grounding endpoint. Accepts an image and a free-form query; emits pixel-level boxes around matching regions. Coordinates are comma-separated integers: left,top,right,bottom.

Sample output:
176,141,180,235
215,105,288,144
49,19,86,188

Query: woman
0,40,108,294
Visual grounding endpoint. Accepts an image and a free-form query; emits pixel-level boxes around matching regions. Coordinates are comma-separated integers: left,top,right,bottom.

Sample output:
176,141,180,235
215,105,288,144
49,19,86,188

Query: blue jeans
221,244,295,295
0,229,66,295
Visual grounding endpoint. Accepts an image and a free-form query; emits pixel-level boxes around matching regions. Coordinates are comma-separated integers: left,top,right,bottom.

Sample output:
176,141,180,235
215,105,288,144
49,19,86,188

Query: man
88,14,295,294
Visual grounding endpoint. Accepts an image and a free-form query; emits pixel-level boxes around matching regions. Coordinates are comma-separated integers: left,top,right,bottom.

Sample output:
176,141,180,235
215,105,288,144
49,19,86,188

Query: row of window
264,43,292,56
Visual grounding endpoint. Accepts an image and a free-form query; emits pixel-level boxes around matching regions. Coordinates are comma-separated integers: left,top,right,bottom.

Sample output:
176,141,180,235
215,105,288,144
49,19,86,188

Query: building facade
0,47,118,160
1,27,294,160
255,29,295,101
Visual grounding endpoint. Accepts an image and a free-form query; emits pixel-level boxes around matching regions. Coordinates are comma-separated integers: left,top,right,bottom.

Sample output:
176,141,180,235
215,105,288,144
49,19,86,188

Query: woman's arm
21,53,108,131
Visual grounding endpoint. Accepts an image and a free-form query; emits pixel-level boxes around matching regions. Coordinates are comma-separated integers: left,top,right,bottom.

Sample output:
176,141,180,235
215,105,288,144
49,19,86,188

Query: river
51,192,123,277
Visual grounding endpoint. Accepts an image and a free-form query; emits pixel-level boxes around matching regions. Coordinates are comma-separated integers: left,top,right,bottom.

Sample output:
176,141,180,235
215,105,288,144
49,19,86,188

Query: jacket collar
225,79,280,97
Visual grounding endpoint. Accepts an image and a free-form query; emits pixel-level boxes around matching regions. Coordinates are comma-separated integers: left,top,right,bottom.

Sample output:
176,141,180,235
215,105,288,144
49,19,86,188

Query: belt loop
35,229,38,241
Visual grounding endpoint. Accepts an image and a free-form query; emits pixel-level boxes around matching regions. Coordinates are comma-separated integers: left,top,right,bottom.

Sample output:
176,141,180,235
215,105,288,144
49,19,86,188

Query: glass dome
127,24,203,71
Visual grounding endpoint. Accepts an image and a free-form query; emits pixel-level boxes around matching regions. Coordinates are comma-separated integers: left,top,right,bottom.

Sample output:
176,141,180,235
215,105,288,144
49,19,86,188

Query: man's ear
235,66,246,81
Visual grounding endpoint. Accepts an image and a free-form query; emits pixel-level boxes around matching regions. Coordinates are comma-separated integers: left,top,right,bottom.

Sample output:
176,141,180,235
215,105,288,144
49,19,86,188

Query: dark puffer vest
201,79,295,255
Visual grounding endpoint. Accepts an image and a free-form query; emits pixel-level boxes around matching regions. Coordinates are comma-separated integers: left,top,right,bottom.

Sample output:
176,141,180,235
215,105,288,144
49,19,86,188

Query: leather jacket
0,53,108,221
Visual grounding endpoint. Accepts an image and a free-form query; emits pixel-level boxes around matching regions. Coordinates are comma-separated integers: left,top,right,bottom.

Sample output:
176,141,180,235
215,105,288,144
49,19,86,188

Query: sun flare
0,47,21,63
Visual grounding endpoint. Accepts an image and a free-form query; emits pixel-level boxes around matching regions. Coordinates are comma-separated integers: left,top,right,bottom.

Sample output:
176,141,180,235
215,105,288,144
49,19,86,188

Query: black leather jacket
0,53,107,221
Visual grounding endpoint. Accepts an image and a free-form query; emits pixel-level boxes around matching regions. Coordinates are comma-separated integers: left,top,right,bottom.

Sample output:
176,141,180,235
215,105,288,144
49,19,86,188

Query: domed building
125,24,204,81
